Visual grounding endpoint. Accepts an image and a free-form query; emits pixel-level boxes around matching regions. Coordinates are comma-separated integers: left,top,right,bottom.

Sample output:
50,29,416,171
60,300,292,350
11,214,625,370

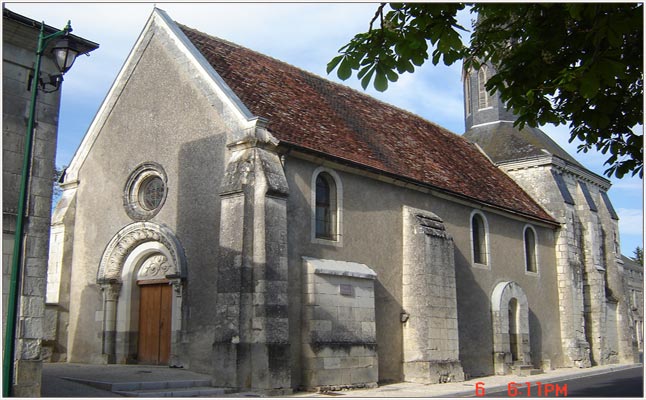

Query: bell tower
463,62,517,132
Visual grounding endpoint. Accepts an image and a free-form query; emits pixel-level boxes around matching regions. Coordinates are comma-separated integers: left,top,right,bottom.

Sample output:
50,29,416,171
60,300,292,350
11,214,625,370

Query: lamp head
51,36,79,73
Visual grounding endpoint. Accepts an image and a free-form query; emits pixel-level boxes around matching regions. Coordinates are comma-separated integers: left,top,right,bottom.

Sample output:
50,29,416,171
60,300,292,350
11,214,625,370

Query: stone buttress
214,124,291,394
401,206,465,383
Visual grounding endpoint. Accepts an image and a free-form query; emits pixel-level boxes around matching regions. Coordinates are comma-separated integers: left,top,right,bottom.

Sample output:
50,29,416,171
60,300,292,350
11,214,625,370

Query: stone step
115,386,227,397
512,364,542,377
62,377,229,397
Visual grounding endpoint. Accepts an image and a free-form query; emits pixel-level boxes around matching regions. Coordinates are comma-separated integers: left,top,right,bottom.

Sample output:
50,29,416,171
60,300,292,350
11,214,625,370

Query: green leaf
326,55,343,74
360,66,376,89
337,59,353,81
374,72,388,92
385,68,399,82
579,72,600,99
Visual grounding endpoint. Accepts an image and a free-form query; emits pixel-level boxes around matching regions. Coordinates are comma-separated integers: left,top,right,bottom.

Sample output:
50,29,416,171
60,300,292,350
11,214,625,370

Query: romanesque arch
97,222,186,364
98,222,186,283
491,281,531,374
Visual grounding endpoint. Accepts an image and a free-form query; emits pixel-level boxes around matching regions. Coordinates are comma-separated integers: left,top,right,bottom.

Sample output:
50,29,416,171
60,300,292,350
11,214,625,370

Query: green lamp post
3,20,80,397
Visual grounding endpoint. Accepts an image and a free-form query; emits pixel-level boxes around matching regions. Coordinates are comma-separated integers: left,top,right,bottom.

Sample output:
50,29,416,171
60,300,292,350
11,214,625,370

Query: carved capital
170,279,183,295
100,282,122,302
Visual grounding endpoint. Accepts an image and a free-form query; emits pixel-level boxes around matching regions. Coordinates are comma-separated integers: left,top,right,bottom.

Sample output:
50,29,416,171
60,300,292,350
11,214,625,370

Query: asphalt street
482,365,643,397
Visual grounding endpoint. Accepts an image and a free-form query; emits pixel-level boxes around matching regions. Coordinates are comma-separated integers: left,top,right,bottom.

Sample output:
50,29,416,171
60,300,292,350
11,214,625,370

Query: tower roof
464,121,584,167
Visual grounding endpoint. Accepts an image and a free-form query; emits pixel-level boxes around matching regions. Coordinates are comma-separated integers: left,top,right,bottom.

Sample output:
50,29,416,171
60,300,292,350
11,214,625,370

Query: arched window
478,66,491,109
464,74,471,115
471,211,489,265
524,226,538,273
311,168,343,245
315,173,336,239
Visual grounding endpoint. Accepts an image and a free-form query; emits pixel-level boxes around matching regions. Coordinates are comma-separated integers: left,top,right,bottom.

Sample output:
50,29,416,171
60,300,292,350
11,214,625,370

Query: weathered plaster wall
65,25,237,371
283,156,563,382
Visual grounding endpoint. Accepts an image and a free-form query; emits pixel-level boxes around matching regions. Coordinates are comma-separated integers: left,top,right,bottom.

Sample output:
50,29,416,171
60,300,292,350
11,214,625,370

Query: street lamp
3,20,81,397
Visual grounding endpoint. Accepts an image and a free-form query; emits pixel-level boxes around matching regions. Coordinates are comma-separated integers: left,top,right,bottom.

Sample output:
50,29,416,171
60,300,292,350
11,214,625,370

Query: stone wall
503,161,635,367
2,16,66,397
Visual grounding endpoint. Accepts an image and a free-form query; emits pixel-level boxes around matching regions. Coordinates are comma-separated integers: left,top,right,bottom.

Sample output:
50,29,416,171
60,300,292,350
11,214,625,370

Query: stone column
99,282,121,364
169,279,184,367
214,126,291,394
401,206,464,384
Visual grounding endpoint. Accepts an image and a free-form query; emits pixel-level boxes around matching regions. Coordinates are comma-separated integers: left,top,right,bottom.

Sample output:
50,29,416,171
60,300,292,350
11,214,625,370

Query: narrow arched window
315,173,337,239
524,226,537,273
471,212,488,265
478,66,490,109
464,74,471,115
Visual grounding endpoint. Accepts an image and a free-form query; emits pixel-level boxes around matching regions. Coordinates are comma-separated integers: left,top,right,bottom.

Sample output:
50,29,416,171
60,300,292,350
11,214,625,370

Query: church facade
46,9,637,394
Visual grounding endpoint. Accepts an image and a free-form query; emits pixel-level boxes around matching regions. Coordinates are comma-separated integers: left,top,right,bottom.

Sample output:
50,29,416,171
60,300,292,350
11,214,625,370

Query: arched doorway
136,254,173,365
491,281,531,374
97,222,186,365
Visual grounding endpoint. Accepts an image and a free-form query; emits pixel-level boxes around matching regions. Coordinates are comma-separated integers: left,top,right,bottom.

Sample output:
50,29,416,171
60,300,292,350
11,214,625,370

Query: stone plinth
301,257,378,391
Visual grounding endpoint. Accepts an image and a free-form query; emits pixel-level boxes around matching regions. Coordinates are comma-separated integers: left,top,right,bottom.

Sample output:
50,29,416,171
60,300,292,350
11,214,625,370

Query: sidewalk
42,362,642,397
42,363,216,397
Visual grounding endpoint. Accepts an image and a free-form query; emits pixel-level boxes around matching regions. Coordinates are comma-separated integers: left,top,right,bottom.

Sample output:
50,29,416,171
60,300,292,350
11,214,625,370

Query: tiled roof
179,24,555,223
464,121,584,167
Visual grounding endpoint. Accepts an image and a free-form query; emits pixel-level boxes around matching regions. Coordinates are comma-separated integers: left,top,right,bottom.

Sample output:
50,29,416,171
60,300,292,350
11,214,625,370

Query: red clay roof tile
179,24,555,223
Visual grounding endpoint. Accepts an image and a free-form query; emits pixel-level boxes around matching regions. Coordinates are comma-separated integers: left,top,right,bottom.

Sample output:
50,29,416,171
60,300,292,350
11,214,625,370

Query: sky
5,1,643,255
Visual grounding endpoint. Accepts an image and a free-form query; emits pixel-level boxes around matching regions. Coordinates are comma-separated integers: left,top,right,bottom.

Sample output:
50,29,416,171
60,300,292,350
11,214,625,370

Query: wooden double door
138,282,172,365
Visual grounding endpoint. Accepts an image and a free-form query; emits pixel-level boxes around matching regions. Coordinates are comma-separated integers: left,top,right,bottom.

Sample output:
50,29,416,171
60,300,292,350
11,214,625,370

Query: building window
524,225,538,273
315,173,336,239
478,66,491,109
464,74,471,115
123,162,168,221
140,176,165,211
311,167,343,246
471,211,489,266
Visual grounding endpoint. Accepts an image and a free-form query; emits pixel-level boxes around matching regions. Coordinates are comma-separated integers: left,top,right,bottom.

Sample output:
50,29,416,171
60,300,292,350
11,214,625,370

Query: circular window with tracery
124,162,168,221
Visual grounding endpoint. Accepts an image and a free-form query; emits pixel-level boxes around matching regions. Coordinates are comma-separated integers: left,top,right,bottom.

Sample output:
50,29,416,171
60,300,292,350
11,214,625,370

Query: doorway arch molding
98,222,186,283
97,222,186,364
491,281,531,374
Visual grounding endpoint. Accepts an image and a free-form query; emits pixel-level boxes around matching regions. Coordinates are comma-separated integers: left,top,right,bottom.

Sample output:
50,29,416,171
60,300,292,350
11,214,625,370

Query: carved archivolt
98,222,186,283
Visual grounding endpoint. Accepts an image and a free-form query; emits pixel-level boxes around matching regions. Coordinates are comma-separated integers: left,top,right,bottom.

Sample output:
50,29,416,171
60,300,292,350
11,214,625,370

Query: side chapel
46,8,638,394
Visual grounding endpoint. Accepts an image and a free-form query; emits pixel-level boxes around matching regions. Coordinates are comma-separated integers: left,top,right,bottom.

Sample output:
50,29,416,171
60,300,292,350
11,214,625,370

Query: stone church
46,8,638,394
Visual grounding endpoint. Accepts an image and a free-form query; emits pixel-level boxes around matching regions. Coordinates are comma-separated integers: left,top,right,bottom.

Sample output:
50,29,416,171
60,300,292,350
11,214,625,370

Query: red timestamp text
475,381,568,397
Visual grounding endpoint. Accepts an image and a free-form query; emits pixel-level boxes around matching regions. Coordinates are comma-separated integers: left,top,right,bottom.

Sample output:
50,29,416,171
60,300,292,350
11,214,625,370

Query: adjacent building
2,8,98,396
622,255,644,353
